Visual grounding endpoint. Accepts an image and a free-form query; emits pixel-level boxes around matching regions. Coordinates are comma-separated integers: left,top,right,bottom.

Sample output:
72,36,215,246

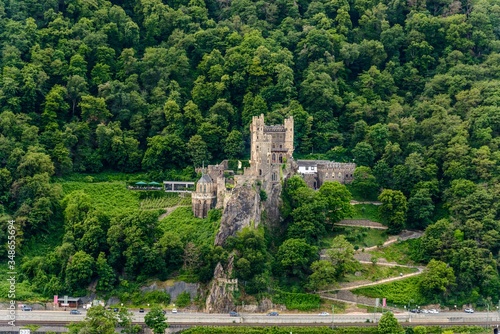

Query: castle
191,114,356,218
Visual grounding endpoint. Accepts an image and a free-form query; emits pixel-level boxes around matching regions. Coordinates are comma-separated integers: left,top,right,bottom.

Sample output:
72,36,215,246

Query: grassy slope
349,204,381,222
61,181,141,216
368,239,422,266
323,226,388,249
159,207,217,246
351,276,425,305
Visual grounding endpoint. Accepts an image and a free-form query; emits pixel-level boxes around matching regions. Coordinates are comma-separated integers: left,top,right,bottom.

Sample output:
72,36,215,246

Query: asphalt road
4,310,500,325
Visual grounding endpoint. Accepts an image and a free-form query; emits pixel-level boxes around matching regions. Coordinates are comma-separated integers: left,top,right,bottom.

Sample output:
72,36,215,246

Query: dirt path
350,200,382,205
339,267,424,291
337,219,387,229
157,205,191,220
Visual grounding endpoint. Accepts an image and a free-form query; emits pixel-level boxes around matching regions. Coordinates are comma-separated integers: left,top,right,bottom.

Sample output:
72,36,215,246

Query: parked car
421,309,429,314
267,311,279,316
172,308,178,313
70,310,81,314
162,310,167,315
409,309,418,313
22,306,32,311
229,311,240,317
428,309,439,314
464,308,474,313
319,312,330,316
139,308,144,313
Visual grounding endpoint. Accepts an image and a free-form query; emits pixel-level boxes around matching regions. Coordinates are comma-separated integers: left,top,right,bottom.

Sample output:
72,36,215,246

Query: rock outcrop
214,184,261,246
205,256,237,313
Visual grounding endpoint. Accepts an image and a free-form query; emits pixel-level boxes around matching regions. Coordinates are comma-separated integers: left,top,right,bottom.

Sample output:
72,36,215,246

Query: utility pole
331,304,334,329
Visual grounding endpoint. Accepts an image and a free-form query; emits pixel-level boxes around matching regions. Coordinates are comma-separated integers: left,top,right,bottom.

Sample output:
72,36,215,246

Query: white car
421,309,429,314
319,312,330,316
171,308,177,313
428,309,439,314
464,308,474,313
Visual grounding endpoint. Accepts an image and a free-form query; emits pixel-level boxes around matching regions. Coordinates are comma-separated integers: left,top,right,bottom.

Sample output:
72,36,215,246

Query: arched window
259,169,262,176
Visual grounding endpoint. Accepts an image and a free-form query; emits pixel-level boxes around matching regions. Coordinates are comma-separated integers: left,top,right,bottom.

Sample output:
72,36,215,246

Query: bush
175,291,192,307
271,290,320,311
259,189,267,201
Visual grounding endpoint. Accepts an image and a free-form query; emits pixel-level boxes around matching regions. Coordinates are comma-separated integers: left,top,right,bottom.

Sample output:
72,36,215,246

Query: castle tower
192,173,217,218
249,114,294,178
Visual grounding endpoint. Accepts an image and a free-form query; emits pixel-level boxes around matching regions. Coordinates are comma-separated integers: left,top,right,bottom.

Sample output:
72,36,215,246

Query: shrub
271,290,320,311
175,291,192,307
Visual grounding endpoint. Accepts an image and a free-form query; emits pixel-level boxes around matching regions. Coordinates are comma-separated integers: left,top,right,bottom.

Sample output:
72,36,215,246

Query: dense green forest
1,0,500,307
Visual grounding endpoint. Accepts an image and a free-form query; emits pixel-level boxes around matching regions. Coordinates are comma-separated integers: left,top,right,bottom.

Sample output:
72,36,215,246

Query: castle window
259,169,262,176
326,173,329,178
306,166,309,170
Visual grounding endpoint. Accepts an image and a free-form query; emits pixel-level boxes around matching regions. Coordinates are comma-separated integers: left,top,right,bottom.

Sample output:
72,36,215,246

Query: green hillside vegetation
324,226,388,249
0,0,499,312
343,263,417,283
352,276,425,306
61,181,141,216
350,204,381,222
368,239,423,266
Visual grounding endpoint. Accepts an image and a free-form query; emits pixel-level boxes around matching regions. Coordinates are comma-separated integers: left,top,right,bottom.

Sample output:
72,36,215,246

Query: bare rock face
205,256,237,313
215,184,261,246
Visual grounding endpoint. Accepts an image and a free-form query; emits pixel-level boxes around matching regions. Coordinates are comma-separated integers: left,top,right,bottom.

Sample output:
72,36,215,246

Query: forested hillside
1,0,500,305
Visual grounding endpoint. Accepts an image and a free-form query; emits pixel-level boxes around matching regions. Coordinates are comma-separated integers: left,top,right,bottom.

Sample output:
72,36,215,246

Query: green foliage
3,0,500,302
325,226,387,249
418,260,456,302
180,327,377,333
175,291,192,307
350,205,381,222
378,312,404,334
77,305,118,334
145,306,169,334
378,190,408,234
61,181,141,217
271,290,321,311
352,276,426,305
368,239,423,265
159,207,217,246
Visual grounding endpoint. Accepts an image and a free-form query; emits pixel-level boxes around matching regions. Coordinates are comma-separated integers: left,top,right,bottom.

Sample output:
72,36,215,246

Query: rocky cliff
205,256,236,313
214,183,261,246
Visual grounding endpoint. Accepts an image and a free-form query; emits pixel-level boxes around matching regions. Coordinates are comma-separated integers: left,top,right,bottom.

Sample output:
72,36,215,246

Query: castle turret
192,173,217,218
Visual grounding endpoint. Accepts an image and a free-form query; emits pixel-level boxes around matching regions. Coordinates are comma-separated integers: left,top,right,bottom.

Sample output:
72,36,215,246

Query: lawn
368,239,423,266
60,181,141,217
322,226,388,249
349,204,381,222
159,207,218,246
